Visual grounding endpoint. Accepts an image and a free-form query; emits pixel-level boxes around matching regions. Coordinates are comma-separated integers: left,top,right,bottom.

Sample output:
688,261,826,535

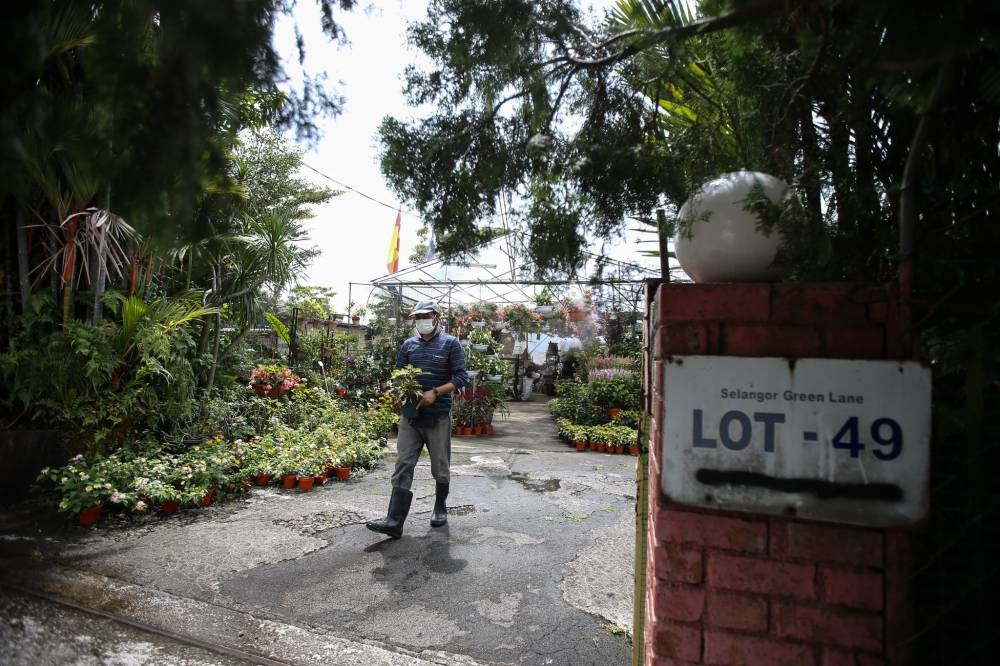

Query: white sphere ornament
674,171,788,283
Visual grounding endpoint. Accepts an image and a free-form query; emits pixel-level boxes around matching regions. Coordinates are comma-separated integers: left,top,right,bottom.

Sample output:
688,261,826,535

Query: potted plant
37,455,114,524
248,363,305,398
467,328,495,352
349,303,366,322
386,364,428,419
533,289,557,317
500,303,544,332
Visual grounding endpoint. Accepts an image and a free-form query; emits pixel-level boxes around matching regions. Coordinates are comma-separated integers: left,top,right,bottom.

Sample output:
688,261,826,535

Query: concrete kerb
0,556,483,666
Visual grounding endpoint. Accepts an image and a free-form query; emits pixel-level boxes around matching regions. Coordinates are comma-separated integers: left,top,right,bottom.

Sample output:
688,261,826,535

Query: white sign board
662,356,931,527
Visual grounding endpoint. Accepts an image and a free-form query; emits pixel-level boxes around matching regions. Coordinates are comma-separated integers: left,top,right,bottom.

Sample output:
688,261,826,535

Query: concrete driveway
0,397,638,666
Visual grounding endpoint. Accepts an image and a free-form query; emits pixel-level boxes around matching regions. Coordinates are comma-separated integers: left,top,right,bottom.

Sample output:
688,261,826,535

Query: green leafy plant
386,364,428,413
36,455,114,515
263,312,291,345
533,289,556,306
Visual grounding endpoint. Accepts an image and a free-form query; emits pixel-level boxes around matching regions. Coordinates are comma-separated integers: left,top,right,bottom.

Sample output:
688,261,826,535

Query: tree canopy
1,0,355,244
378,0,999,287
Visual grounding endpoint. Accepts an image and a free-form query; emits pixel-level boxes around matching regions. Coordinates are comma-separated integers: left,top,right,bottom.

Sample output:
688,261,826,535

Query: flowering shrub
583,355,641,410
500,303,544,332
589,367,635,381
248,363,305,393
36,454,114,515
592,356,634,370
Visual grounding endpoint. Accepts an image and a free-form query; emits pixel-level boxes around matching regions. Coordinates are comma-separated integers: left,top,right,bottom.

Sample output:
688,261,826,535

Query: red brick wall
644,282,912,666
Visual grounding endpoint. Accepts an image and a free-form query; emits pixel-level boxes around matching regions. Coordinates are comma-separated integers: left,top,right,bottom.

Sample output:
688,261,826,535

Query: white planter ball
674,171,788,283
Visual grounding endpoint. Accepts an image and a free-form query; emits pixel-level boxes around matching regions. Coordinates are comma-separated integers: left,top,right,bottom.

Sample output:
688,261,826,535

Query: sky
274,1,662,316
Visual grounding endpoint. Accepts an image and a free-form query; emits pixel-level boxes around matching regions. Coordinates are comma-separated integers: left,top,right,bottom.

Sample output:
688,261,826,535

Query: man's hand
417,389,438,409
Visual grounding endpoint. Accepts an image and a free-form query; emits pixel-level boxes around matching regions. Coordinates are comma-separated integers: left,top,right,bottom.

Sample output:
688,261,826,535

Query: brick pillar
643,282,912,666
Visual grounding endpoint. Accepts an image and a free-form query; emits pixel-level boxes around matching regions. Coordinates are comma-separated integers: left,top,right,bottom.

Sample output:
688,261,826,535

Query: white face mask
415,319,437,335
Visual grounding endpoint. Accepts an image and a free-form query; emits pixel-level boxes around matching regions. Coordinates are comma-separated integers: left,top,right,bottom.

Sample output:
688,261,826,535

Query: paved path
0,396,638,665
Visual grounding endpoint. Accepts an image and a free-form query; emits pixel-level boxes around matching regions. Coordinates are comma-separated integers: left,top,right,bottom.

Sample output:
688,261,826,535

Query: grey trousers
391,413,452,491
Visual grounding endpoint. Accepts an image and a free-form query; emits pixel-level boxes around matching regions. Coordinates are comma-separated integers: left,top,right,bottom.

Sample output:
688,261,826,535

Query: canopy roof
349,229,681,318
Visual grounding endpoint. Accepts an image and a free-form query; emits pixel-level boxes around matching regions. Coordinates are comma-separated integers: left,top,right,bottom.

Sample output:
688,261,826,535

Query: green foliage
263,312,291,345
0,2,355,244
1,294,212,453
387,365,429,411
285,286,337,320
36,455,115,515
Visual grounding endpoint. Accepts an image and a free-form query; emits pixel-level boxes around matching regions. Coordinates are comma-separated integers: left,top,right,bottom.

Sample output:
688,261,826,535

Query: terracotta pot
473,425,483,436
313,474,325,486
201,490,216,507
461,426,472,436
253,383,285,399
78,503,103,526
595,442,606,453
607,407,622,420
298,476,314,492
254,472,272,486
486,424,494,435
454,426,461,435
334,466,351,481
575,440,586,452
630,445,639,456
335,387,347,397
281,474,298,489
159,500,179,514
615,445,625,455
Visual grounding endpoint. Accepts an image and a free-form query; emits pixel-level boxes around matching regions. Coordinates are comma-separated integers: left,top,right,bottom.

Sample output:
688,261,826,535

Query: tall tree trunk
798,101,823,226
205,311,222,392
204,266,223,391
90,219,109,324
16,207,30,312
61,218,78,323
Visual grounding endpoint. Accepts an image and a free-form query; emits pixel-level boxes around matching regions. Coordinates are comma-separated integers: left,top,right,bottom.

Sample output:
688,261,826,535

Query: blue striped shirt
395,330,469,416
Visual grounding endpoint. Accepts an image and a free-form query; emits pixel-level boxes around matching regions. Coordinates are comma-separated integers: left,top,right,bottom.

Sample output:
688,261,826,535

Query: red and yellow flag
386,210,401,273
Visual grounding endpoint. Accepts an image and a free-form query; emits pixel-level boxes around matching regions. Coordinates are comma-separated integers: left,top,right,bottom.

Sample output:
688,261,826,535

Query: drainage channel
0,579,290,666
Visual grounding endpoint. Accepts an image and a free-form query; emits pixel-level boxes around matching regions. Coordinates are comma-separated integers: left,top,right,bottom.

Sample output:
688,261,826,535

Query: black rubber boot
366,487,413,539
430,482,449,527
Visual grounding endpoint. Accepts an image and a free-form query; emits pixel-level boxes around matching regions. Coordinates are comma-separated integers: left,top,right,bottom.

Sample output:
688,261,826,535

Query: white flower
79,472,90,481
110,491,124,504
135,500,148,512
72,454,84,461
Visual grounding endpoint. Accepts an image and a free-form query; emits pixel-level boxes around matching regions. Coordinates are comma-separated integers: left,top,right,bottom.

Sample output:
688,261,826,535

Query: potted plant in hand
386,364,428,419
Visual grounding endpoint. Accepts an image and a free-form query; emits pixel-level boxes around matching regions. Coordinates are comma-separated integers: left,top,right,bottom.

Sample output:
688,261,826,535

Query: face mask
415,319,437,335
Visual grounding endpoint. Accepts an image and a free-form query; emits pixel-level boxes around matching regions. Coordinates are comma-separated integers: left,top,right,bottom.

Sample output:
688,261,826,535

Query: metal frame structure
346,229,682,319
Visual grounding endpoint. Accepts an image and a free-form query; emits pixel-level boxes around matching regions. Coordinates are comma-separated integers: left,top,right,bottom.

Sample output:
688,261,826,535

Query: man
366,300,468,539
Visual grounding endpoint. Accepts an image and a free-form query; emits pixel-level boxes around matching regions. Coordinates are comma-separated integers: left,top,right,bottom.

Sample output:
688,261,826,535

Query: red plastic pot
78,503,103,526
